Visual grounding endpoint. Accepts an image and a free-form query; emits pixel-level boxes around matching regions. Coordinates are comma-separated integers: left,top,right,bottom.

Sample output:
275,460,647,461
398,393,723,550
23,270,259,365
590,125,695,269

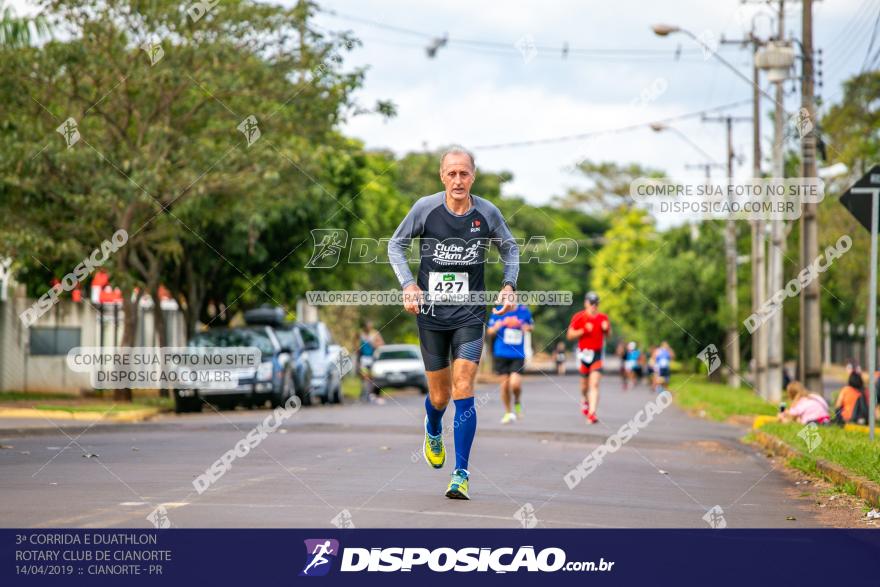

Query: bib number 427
428,272,469,302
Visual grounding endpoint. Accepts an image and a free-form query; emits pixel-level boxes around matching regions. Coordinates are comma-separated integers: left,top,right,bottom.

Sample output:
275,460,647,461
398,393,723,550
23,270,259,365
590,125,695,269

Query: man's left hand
492,284,517,315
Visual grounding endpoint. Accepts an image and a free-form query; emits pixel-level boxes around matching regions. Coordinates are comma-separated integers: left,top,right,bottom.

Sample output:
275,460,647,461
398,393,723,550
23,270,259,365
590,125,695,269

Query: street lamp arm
653,24,779,109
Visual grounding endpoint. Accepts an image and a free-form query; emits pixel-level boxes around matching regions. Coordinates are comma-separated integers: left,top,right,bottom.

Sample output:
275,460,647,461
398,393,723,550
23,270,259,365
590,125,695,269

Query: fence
0,282,185,394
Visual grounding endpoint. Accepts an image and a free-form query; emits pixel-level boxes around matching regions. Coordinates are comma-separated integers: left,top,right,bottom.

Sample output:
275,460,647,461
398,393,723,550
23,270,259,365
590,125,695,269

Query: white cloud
321,0,869,206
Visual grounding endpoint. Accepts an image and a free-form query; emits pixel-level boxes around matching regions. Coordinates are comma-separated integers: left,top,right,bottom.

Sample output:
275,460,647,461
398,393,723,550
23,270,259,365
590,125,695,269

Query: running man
487,303,533,424
355,321,385,404
567,291,610,424
652,341,674,393
302,540,335,575
388,146,519,500
623,341,641,391
554,341,567,375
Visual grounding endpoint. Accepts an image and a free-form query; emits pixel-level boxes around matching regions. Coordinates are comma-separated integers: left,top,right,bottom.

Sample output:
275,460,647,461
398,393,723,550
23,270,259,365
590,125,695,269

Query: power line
348,34,715,62
318,7,711,58
823,0,874,56
861,5,880,72
471,98,752,150
825,3,878,72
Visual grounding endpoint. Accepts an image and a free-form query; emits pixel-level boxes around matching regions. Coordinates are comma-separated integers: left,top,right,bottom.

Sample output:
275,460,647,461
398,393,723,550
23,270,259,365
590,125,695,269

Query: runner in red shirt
567,291,610,424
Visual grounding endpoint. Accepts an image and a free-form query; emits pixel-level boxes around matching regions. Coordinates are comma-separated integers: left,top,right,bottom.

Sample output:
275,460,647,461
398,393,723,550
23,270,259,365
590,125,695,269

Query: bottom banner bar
3,529,877,586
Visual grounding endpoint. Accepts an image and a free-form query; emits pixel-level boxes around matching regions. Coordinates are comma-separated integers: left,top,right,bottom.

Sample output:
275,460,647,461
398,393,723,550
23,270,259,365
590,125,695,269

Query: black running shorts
493,356,525,375
418,325,484,371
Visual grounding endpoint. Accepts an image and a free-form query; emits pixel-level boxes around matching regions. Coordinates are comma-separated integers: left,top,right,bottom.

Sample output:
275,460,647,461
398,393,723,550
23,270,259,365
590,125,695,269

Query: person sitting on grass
779,381,830,425
834,372,869,424
875,372,880,422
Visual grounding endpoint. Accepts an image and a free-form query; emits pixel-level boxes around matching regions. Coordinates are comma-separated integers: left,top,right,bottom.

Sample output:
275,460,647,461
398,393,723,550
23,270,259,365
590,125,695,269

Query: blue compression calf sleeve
425,395,446,436
453,397,477,471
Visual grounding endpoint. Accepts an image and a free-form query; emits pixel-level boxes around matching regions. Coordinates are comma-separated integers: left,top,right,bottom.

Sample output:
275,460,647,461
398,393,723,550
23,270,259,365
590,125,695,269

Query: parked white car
369,344,428,394
301,321,345,404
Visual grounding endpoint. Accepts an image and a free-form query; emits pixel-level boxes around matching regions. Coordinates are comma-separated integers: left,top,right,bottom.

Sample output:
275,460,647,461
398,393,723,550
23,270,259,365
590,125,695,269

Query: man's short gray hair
440,146,475,170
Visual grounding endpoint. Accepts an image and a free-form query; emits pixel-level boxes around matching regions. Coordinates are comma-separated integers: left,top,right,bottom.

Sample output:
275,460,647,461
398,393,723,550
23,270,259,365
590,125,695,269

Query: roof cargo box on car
243,306,286,326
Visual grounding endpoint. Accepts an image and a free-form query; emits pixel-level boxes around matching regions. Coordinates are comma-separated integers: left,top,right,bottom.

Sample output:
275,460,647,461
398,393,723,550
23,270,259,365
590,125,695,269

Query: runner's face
440,154,475,201
585,300,597,315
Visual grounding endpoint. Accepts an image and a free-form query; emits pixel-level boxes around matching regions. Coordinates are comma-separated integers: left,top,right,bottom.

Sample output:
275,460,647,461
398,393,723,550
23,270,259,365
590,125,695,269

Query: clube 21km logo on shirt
431,240,481,265
299,539,609,574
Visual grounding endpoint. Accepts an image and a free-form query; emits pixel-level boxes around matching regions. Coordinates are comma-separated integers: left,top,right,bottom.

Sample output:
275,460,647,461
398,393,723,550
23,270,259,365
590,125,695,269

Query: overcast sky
307,0,874,204
11,0,876,206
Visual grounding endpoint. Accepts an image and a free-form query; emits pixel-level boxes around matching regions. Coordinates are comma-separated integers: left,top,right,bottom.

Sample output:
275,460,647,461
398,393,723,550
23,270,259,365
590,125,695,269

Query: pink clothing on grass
789,394,830,424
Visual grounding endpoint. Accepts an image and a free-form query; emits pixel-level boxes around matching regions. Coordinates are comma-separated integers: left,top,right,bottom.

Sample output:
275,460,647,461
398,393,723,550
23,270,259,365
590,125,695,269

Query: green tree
816,70,880,332
629,222,727,364
0,1,49,47
1,0,373,342
558,160,664,211
589,207,656,340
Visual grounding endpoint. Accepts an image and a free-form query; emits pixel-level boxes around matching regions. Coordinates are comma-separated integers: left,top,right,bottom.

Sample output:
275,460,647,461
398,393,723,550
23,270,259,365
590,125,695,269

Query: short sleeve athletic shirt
388,192,519,330
569,310,610,351
488,304,533,359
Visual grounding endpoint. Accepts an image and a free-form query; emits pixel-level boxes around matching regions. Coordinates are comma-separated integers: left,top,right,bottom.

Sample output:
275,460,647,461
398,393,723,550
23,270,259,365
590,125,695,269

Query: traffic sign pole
853,186,878,440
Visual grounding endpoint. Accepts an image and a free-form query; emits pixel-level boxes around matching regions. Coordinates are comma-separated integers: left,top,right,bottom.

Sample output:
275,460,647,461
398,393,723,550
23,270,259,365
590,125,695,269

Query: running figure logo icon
300,539,340,577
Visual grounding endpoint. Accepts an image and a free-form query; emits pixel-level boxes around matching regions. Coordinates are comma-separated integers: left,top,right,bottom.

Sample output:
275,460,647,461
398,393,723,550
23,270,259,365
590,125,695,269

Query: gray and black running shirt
388,192,519,330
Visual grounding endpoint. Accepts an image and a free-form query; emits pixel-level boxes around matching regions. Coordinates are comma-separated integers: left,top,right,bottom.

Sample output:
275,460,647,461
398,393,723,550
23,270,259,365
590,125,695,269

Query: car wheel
213,397,237,411
173,389,202,413
298,383,312,407
419,385,429,395
330,382,342,404
272,370,294,408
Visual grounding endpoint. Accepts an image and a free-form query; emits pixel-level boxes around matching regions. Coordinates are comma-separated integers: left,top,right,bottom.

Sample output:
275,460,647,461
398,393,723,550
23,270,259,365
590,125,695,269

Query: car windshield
299,326,320,350
189,329,275,356
273,329,299,352
376,349,419,361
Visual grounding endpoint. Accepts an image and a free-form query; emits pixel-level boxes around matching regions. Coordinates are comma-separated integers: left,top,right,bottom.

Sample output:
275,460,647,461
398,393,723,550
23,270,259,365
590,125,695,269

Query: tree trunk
152,284,168,398
180,256,206,338
114,288,142,402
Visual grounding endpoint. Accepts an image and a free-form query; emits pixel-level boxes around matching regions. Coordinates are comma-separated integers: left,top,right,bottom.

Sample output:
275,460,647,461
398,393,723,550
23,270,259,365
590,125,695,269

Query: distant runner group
619,340,676,394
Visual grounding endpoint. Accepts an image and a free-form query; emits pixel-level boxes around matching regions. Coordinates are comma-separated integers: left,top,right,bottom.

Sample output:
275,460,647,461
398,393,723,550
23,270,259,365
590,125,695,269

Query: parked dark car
173,325,302,413
242,306,315,406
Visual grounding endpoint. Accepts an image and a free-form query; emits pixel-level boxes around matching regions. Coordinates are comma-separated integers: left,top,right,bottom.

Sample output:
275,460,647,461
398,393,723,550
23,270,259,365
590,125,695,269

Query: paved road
0,370,822,529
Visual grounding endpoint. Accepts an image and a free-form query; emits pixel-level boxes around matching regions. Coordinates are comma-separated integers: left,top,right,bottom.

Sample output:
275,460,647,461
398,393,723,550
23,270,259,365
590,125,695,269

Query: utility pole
767,0,788,403
685,162,725,181
685,162,726,239
721,28,768,398
685,162,726,240
800,0,822,393
753,67,770,399
702,114,752,388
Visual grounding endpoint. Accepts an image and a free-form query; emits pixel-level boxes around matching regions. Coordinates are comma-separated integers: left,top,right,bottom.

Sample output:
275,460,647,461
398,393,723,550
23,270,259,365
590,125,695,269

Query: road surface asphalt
0,368,822,529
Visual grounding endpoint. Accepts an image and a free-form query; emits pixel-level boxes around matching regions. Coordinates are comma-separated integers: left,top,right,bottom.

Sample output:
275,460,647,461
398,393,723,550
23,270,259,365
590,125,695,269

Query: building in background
0,270,185,394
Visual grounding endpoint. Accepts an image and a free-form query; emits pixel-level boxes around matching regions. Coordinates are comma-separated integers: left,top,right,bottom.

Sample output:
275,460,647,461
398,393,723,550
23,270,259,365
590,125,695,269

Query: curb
0,407,159,423
751,429,880,508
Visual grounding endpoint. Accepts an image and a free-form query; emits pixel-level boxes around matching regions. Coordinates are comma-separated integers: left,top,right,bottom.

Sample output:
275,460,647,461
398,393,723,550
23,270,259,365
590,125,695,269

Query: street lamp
651,23,775,104
651,24,680,37
649,122,718,165
652,21,755,389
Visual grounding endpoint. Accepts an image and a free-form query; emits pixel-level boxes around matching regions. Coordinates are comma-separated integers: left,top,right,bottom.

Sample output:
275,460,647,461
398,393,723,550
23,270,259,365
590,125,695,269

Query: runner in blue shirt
487,304,533,423
652,341,674,393
623,341,641,391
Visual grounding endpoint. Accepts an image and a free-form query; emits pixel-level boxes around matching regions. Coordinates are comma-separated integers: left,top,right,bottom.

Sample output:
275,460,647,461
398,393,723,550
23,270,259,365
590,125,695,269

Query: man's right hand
403,284,422,315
